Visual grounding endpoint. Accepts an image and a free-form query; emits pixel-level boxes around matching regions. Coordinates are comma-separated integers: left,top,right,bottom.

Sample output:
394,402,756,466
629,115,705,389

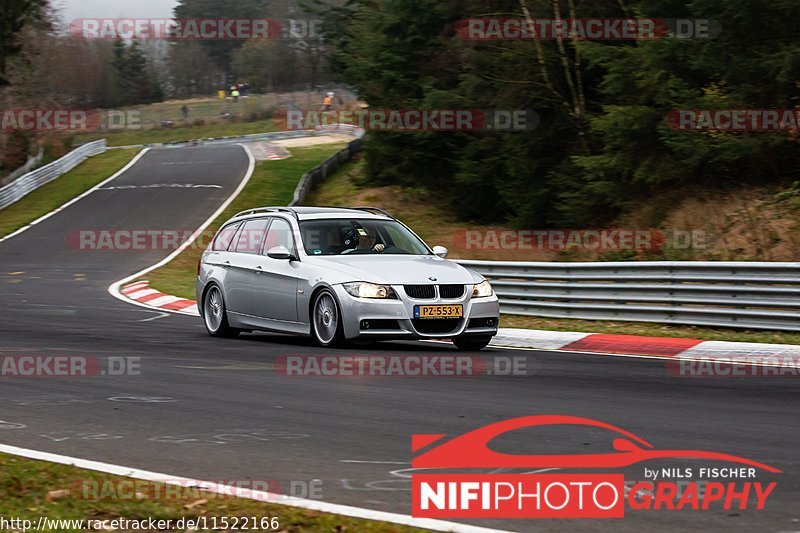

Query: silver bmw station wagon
197,207,499,350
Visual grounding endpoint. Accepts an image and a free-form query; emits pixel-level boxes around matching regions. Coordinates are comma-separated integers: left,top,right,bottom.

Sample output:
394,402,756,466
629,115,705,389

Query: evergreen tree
323,0,800,227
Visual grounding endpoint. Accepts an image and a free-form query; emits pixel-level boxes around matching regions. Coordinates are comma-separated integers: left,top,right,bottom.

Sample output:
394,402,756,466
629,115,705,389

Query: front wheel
203,285,239,338
453,335,492,351
311,289,345,348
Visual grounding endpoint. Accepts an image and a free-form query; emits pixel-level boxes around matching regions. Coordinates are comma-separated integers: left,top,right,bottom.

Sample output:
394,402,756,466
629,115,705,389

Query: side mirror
432,246,449,258
267,246,294,260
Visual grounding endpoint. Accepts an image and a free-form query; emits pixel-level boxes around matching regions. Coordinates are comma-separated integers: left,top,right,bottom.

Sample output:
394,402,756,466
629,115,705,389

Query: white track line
107,143,256,314
0,444,511,533
0,148,151,244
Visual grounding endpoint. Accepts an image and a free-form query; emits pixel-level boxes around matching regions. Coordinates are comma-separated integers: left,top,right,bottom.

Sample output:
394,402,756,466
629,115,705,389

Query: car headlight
343,282,397,299
472,280,493,298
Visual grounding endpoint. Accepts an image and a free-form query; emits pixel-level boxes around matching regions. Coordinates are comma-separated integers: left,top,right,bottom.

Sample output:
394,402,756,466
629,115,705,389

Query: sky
54,0,179,23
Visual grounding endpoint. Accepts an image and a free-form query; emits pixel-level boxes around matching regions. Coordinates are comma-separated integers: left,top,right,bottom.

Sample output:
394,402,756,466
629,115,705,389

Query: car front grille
404,285,436,299
412,319,462,335
439,284,465,299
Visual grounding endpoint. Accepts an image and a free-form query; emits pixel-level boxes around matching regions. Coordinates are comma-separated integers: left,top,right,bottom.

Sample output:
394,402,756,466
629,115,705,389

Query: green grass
73,118,278,148
304,159,362,205
0,452,426,533
501,314,800,345
148,144,345,299
0,149,139,239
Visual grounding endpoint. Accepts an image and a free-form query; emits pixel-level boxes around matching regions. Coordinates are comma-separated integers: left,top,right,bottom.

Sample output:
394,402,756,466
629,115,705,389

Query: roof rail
350,206,395,219
233,207,299,220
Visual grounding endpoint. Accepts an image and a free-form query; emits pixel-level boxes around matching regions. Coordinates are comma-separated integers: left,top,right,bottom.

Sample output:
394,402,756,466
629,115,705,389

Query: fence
289,126,365,206
456,260,800,332
0,140,107,210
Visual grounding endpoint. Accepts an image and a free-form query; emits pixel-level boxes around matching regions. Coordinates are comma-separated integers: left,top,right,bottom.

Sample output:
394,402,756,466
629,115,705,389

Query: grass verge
73,119,278,148
0,149,139,239
0,452,426,533
147,144,345,299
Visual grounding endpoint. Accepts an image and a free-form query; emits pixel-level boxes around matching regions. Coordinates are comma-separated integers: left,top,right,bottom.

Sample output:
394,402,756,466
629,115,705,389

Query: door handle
254,266,263,274
222,261,231,268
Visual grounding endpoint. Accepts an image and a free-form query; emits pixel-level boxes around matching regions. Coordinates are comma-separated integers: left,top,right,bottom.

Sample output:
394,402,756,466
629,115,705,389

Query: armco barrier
289,126,364,206
456,260,800,332
0,140,107,210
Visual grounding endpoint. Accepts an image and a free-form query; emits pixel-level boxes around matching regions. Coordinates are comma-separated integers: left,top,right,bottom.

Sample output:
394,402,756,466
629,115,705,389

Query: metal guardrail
0,140,107,210
456,260,800,332
289,126,365,207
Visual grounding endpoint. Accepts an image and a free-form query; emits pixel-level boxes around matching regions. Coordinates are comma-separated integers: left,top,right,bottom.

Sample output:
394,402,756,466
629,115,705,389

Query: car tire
203,285,240,338
311,289,345,348
453,335,492,351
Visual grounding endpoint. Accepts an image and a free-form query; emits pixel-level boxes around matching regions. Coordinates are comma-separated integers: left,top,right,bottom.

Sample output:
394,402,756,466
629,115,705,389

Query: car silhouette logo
412,415,781,472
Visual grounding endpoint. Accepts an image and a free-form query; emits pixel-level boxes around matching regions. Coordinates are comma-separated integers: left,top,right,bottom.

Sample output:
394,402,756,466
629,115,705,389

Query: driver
356,227,385,253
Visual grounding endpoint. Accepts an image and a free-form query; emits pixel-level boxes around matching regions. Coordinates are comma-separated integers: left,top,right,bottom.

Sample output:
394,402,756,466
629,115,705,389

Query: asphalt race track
0,144,798,532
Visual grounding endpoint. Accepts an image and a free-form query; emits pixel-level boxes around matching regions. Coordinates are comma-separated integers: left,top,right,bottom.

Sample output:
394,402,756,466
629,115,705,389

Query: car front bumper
332,284,500,341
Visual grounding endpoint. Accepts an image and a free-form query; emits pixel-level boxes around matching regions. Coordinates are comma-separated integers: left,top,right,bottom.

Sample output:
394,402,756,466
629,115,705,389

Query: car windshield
299,219,431,256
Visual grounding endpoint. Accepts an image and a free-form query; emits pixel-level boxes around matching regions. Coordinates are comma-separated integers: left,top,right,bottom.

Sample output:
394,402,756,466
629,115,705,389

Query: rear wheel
311,289,345,347
203,285,239,338
453,335,492,351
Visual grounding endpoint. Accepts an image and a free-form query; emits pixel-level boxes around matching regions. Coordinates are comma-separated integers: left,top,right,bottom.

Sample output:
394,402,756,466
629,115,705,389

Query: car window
263,218,294,254
211,222,241,251
299,219,431,256
385,225,425,254
233,218,269,254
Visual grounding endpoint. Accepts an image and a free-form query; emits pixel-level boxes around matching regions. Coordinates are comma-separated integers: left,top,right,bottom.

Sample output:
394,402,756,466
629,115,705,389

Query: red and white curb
493,329,800,366
120,281,198,315
247,141,291,161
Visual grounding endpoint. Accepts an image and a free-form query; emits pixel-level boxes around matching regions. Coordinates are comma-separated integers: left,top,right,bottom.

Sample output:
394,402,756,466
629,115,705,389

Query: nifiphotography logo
411,415,780,519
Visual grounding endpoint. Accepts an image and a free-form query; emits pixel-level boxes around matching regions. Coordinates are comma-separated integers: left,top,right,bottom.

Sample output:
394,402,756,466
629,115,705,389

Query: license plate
414,305,463,319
